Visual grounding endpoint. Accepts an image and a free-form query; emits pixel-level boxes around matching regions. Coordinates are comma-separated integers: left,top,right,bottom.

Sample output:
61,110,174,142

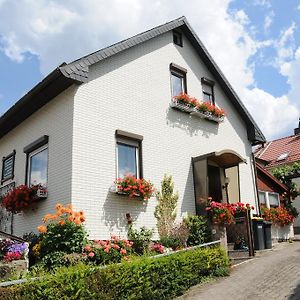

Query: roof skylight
277,153,289,161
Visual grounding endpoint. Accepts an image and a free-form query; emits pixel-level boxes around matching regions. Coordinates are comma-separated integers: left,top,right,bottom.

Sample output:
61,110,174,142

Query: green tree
155,175,179,238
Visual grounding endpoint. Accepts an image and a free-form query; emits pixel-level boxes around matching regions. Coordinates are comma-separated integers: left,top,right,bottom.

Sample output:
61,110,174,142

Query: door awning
192,149,246,168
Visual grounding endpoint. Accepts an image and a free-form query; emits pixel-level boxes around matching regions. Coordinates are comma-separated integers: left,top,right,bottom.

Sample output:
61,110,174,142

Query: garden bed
0,244,229,300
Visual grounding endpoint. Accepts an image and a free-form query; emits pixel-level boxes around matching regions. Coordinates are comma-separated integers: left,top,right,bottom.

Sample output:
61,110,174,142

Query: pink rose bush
82,236,133,265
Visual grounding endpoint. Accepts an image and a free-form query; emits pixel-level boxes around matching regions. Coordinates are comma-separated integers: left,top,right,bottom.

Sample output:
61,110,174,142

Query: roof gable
0,16,265,144
255,134,300,168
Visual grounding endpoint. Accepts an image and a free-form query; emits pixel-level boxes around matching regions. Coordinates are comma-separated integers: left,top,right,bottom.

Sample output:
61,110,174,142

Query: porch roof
192,149,246,168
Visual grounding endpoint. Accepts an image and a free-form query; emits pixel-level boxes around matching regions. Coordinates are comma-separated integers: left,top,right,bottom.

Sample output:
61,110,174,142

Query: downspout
251,152,261,216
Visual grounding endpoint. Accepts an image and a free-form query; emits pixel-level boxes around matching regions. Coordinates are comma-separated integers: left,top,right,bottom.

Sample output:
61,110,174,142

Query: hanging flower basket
1,184,47,214
114,176,154,201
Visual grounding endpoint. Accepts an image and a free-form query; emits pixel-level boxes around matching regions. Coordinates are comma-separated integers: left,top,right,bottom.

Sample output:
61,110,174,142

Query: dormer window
201,77,215,105
173,30,183,47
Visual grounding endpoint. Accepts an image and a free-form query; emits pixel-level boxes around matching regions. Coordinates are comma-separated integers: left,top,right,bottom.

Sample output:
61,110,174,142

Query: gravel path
178,242,300,300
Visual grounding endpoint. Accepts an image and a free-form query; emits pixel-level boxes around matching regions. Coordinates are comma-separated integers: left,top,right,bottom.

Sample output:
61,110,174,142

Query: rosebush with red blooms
1,184,45,214
115,175,154,201
261,206,294,227
173,93,225,118
83,236,133,265
151,242,165,254
206,200,254,225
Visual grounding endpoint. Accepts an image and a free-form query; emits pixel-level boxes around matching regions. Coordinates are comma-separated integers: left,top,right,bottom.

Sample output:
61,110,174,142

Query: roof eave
0,68,79,139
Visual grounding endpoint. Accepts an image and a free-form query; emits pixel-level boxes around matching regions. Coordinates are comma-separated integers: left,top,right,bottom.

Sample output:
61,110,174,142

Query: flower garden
0,175,230,299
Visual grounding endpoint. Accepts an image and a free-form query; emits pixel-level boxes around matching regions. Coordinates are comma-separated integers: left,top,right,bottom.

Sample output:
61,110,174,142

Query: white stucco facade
0,28,259,239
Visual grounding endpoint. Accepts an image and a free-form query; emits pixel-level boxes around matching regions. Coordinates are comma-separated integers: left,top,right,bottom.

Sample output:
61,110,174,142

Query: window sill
170,100,224,123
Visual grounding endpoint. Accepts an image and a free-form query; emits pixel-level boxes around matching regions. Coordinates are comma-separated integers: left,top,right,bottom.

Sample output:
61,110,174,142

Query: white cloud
253,0,271,8
264,10,274,32
0,0,298,140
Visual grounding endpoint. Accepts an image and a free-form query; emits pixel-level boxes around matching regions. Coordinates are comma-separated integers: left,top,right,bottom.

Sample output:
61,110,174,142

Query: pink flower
120,248,127,255
84,245,91,252
104,247,110,253
88,252,95,258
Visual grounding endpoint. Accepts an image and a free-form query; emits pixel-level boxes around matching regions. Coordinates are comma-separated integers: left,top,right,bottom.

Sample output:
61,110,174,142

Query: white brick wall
71,31,258,239
0,86,75,236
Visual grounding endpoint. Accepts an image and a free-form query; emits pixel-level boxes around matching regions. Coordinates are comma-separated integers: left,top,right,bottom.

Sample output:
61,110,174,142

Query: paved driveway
178,242,300,300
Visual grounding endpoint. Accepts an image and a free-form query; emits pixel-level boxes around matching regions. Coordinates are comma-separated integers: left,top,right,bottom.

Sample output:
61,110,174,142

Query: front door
208,165,222,202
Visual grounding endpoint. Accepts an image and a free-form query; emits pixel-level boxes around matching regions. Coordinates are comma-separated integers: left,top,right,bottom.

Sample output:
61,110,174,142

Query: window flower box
111,175,154,201
36,188,48,198
170,93,225,123
170,99,195,113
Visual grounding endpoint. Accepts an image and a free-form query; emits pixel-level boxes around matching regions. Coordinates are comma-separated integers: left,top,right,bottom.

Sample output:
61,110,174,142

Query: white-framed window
115,130,143,179
258,191,267,206
258,191,280,208
268,192,280,207
27,145,48,187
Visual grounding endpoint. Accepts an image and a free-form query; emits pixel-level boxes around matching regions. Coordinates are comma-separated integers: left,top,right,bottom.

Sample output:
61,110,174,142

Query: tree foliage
155,175,179,238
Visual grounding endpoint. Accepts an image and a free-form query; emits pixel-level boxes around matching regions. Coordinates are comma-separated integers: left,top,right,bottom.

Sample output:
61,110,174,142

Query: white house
0,17,265,239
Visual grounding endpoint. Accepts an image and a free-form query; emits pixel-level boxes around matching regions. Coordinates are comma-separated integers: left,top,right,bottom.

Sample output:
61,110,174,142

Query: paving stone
178,242,300,300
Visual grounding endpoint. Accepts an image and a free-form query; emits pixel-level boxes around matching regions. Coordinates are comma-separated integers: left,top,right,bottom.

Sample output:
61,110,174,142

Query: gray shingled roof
0,16,265,144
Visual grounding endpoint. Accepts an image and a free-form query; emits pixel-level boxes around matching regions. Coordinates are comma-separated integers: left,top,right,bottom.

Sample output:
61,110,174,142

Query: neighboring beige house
0,17,265,239
255,121,300,234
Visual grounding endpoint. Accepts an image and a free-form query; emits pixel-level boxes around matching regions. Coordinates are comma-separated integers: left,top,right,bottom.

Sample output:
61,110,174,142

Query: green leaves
155,175,179,238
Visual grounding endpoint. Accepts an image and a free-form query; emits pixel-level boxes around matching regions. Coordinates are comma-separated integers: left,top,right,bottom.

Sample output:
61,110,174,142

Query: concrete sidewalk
178,242,300,300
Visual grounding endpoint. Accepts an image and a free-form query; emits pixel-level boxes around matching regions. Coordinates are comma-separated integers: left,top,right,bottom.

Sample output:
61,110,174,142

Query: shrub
184,215,212,246
4,246,229,299
160,222,189,250
127,226,153,254
83,237,133,265
36,203,88,268
155,175,179,238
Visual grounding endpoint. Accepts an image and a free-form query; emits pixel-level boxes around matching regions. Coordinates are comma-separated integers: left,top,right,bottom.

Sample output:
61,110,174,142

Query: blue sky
0,0,299,140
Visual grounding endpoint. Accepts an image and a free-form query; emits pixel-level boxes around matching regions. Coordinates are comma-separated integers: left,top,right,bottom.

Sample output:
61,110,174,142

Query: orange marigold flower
74,218,81,225
43,214,53,222
38,225,47,233
58,220,65,226
55,203,63,210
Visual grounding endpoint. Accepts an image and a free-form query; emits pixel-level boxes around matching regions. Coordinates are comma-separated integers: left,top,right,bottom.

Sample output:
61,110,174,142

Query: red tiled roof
255,134,300,168
256,163,289,192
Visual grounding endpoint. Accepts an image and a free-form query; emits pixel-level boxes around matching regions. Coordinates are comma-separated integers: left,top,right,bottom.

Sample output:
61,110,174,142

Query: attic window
173,31,183,47
277,153,289,161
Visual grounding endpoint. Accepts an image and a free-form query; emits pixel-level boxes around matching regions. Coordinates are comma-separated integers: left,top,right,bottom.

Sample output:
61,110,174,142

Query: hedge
0,246,229,300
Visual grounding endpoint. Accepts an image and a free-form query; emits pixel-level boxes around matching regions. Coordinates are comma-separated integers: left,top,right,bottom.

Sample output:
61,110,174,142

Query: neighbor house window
258,191,266,206
268,192,280,208
1,150,16,184
201,77,215,105
173,30,183,47
170,63,187,97
258,191,279,208
24,135,49,187
115,130,143,179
